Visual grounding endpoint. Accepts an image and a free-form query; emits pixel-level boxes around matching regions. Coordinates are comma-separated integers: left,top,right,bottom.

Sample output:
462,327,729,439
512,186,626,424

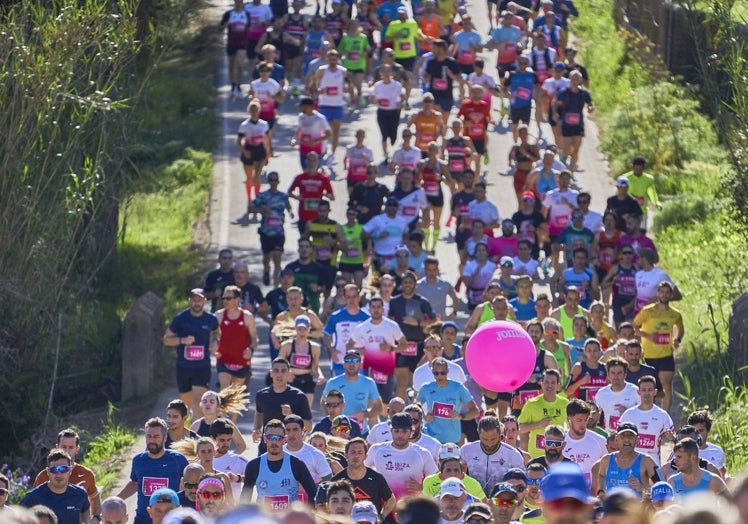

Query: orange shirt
458,99,490,140
414,112,441,151
420,15,441,51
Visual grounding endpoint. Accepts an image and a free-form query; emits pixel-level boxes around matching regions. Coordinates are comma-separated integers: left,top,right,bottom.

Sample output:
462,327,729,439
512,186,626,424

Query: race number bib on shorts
142,477,169,496
433,402,454,418
291,354,312,368
264,495,290,512
402,341,418,356
185,345,205,360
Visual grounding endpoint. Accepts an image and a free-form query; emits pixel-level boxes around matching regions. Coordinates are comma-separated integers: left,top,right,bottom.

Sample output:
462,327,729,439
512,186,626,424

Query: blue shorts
176,365,211,393
319,105,344,122
434,97,454,113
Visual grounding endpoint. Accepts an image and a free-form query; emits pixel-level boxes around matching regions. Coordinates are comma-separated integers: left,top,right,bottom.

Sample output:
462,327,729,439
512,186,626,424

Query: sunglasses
425,345,442,350
544,330,559,336
396,253,409,257
199,490,224,499
0,488,8,495
491,497,517,508
432,370,448,376
545,439,564,448
48,465,71,474
622,251,634,255
343,357,361,364
222,295,238,299
527,478,543,486
325,401,343,407
410,418,422,424
183,482,199,489
333,425,351,433
265,434,284,441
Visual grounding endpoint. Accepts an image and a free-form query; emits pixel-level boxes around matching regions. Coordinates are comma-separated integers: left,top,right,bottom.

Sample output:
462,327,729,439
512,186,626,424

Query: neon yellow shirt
623,171,660,212
633,303,683,359
517,394,569,458
422,473,486,499
385,20,419,59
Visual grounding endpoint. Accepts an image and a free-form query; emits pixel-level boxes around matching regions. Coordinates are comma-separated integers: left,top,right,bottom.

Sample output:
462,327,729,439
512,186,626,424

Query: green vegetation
575,0,748,470
79,404,137,494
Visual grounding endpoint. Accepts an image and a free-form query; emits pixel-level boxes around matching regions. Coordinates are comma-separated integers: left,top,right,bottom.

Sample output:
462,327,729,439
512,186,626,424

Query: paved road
113,0,613,511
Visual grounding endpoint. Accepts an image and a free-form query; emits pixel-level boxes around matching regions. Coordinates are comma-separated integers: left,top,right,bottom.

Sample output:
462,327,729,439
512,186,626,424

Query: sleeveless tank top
478,302,494,325
605,452,643,493
257,454,298,511
217,309,251,366
309,219,339,263
420,162,442,197
415,113,440,151
318,67,346,107
499,276,518,300
446,137,467,174
558,305,584,340
612,266,637,302
671,470,711,497
535,169,557,197
339,223,364,264
284,15,306,45
326,12,345,44
305,30,326,60
289,340,313,374
597,231,621,271
420,15,440,51
575,361,607,402
196,419,212,437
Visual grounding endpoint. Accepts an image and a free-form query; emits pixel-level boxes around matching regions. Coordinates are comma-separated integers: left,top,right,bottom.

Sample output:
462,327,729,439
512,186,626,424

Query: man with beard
211,418,249,500
404,404,442,463
326,480,357,517
527,425,574,469
561,400,607,484
21,450,91,524
322,350,382,433
634,281,683,412
596,421,659,499
241,419,317,511
332,438,396,515
116,418,188,524
162,289,220,419
460,413,525,495
365,412,438,500
518,369,568,458
164,400,197,449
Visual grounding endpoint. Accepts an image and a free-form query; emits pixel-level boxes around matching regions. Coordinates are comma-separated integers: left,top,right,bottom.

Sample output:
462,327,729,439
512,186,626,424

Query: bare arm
116,480,138,500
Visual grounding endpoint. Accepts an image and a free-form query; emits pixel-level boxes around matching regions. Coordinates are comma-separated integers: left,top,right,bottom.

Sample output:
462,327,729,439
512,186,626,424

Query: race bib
310,49,321,59
535,434,546,450
516,87,531,100
553,214,569,228
519,389,540,404
291,353,312,368
402,205,417,217
449,160,464,172
424,181,439,196
348,51,360,60
300,133,313,145
468,288,484,304
398,41,412,51
402,341,418,356
142,477,169,496
326,86,339,96
230,22,247,32
185,345,205,361
225,363,245,371
599,250,612,265
379,98,391,108
316,246,332,259
266,215,283,229
250,135,264,145
655,332,671,345
638,433,657,449
304,199,319,211
458,49,475,64
420,132,434,143
433,78,448,90
264,495,290,512
609,415,620,430
470,124,484,137
352,163,367,176
459,204,469,216
564,112,581,125
371,369,389,384
433,401,454,418
346,247,360,258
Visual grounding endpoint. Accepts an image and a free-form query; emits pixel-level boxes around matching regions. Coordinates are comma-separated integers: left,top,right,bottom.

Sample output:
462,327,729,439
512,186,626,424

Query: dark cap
601,487,638,515
299,96,315,106
553,61,566,70
332,415,353,430
315,481,331,505
616,422,638,435
503,468,527,482
490,482,518,499
463,502,492,520
390,412,413,430
189,288,206,298
385,196,399,205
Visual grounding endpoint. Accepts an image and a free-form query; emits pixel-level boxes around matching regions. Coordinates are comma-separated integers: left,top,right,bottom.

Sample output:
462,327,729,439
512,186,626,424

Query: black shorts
561,124,585,137
510,105,532,125
377,109,401,145
497,62,516,78
317,261,338,290
396,342,422,371
283,45,302,60
290,372,316,393
434,97,454,114
247,38,261,58
259,232,285,253
461,418,479,442
216,362,251,378
240,145,266,165
455,227,471,250
548,110,559,127
644,355,675,373
472,138,486,155
426,190,444,207
339,262,365,273
459,63,474,76
227,45,245,56
176,365,211,394
395,56,416,71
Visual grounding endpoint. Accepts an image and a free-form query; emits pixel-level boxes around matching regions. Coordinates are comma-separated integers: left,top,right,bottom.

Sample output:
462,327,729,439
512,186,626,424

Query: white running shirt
619,404,674,466
593,383,640,430
365,442,438,498
459,441,525,493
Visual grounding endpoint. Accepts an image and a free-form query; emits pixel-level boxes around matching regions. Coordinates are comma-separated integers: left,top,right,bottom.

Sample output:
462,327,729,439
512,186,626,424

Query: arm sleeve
290,457,318,505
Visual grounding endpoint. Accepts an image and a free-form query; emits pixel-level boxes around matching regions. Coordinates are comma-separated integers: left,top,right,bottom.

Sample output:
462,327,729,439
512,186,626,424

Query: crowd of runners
3,0,748,523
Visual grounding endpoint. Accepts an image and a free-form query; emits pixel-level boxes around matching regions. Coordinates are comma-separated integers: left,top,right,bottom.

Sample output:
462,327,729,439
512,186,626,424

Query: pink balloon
465,320,536,392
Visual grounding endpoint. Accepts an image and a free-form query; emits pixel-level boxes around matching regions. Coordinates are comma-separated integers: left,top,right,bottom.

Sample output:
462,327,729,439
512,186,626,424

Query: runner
417,142,453,253
215,285,258,390
288,152,335,235
595,421,660,499
249,61,284,157
290,98,332,169
517,369,568,457
248,171,293,285
339,20,370,106
618,375,674,466
278,315,326,407
458,85,492,171
331,438,396,514
237,99,271,212
370,65,404,160
344,129,374,195
593,357,639,431
220,0,250,97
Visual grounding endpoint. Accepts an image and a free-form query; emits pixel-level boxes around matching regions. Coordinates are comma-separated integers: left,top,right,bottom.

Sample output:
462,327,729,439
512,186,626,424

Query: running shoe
263,270,270,286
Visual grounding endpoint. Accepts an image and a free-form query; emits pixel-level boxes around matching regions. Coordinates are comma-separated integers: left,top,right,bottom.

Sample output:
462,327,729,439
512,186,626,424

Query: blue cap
149,488,179,507
541,463,594,503
650,481,674,503
440,321,458,333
